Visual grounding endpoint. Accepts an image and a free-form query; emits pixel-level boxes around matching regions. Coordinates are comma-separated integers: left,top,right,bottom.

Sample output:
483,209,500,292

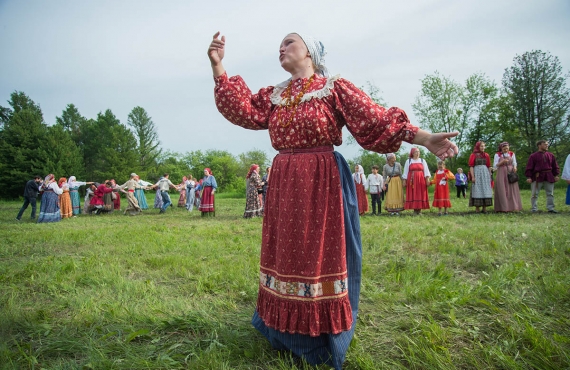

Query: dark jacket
24,180,40,198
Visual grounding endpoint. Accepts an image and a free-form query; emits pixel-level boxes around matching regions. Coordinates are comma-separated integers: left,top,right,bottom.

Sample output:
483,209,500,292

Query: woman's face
254,167,259,173
279,33,310,73
412,150,420,159
354,165,359,173
204,169,208,176
479,142,486,151
502,144,510,153
388,156,396,165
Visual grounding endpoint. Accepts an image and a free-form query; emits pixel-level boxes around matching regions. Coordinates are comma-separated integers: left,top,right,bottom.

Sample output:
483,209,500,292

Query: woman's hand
413,130,459,160
208,32,226,75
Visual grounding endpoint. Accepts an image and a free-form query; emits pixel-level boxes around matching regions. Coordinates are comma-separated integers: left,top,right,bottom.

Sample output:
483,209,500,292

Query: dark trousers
370,193,381,214
456,185,467,198
17,196,37,219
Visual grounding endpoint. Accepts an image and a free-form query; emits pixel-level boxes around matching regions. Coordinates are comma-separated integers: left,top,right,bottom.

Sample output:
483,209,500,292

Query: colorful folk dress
469,153,493,207
403,159,430,210
493,152,522,212
59,184,73,219
353,172,369,215
431,169,455,208
382,163,404,213
37,183,63,223
199,175,217,215
244,171,264,218
214,72,417,369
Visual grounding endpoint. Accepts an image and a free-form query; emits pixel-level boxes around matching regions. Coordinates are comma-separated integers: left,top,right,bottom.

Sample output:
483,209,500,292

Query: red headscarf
409,147,419,158
58,177,67,187
497,142,510,155
472,141,484,154
204,168,212,176
246,164,259,179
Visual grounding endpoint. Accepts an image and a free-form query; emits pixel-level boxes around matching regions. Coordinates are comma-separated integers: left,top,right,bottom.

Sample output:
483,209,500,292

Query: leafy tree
348,150,387,175
502,50,570,156
238,149,270,177
127,106,162,172
412,72,465,153
0,92,47,198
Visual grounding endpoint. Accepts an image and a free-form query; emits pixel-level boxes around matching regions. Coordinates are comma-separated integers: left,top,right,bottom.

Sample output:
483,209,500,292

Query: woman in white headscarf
208,31,458,369
68,176,93,215
353,164,369,215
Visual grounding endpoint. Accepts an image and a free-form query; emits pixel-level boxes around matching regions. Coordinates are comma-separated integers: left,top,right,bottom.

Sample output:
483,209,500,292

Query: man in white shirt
366,165,384,216
152,173,176,213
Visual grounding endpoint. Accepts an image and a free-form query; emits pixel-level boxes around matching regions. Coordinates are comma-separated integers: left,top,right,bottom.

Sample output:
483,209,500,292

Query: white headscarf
353,165,365,184
295,33,329,77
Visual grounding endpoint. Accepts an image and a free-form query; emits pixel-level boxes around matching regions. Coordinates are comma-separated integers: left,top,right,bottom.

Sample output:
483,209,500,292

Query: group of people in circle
15,168,219,223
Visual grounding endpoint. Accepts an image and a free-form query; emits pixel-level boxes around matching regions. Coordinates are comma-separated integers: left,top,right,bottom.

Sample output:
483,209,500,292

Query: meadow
0,188,569,369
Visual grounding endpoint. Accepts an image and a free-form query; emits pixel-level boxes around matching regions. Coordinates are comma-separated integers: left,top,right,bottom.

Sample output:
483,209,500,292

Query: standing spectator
16,175,42,221
469,141,493,213
244,164,264,218
430,161,455,215
353,164,369,215
525,140,560,213
199,168,217,216
493,142,522,212
383,153,404,215
454,168,468,198
58,177,73,219
37,174,63,223
403,147,431,214
153,174,176,214
366,165,384,216
562,154,570,207
261,167,271,209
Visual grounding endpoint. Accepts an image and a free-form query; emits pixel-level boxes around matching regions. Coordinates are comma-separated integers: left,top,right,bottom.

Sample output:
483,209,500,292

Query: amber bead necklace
278,74,315,128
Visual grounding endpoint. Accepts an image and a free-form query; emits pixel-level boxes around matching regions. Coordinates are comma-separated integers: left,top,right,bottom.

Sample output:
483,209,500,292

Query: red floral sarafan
214,73,417,336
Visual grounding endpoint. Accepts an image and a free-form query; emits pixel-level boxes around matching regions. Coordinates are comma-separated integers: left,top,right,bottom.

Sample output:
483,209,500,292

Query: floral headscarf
41,174,54,190
294,33,329,77
497,142,509,155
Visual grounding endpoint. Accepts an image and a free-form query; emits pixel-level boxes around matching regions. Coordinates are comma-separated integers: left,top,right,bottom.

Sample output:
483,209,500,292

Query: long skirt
113,191,121,210
355,182,369,215
60,191,73,219
384,176,404,212
252,149,361,370
154,190,163,209
134,189,148,210
199,187,215,214
567,185,570,205
37,191,61,223
103,193,114,212
124,192,142,215
186,187,196,211
244,184,263,218
469,164,493,207
404,166,430,210
178,188,186,207
494,165,522,212
70,189,81,215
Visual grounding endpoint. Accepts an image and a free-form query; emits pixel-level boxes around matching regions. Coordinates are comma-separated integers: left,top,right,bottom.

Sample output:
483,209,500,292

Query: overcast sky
1,0,569,160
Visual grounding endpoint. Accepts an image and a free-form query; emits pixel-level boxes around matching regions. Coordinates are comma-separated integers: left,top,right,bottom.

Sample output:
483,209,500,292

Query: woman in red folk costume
403,147,431,214
353,164,369,215
208,31,457,369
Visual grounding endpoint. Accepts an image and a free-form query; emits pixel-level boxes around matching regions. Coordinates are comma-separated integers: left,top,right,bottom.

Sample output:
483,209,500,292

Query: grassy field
0,189,569,369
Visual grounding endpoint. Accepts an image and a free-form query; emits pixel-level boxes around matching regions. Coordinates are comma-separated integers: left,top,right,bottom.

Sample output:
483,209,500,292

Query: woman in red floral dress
208,31,458,369
353,164,369,215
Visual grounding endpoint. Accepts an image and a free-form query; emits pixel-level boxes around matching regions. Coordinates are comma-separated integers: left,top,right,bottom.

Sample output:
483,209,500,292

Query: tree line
0,96,269,199
1,49,568,198
350,50,570,182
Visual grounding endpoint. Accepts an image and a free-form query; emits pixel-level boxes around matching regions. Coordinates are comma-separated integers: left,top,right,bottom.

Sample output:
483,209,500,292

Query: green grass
0,189,569,369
